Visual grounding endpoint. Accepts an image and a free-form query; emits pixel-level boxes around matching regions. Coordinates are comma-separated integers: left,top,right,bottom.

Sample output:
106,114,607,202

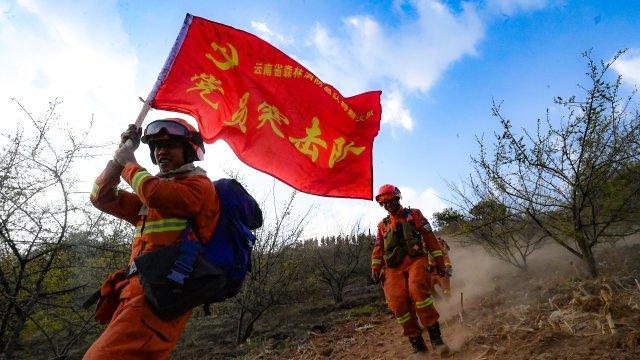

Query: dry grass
459,244,640,360
170,242,640,359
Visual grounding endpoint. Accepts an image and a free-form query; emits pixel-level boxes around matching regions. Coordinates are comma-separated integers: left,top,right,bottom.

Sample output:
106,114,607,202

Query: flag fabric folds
150,14,382,199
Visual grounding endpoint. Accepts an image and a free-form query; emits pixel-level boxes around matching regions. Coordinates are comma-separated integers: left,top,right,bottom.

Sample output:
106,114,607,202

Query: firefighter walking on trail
371,184,450,356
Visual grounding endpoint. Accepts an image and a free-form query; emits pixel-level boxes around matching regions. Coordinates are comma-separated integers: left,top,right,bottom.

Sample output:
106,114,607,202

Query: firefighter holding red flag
371,184,450,355
84,120,220,359
83,11,383,359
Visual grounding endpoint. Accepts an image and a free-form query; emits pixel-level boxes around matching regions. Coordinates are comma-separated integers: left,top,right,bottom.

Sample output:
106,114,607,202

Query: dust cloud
430,236,599,352
431,236,640,322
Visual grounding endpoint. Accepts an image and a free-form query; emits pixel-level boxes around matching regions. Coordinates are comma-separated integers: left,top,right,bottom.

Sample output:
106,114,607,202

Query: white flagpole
123,13,194,148
134,98,152,128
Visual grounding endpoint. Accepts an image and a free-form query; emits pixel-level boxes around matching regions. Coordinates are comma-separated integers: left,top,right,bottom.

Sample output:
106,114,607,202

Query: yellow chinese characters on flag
150,14,382,199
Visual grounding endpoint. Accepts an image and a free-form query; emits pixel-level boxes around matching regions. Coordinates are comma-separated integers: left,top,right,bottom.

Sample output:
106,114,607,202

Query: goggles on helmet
141,120,191,144
376,192,399,205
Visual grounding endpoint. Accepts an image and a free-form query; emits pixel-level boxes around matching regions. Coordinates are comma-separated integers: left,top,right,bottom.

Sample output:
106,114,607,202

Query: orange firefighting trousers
383,256,439,337
83,277,190,360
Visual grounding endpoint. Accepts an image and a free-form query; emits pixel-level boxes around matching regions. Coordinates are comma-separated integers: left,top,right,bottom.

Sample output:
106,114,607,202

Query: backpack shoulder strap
165,222,201,285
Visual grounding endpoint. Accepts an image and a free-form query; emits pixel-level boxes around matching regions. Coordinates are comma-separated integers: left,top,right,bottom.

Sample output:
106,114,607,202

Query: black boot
409,336,427,353
426,321,450,356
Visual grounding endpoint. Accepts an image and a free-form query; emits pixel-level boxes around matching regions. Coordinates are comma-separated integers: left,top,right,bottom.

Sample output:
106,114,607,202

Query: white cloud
0,0,144,195
382,89,413,131
612,49,640,87
305,198,383,238
301,185,448,238
398,186,448,221
301,0,484,133
309,1,484,93
485,0,551,16
0,1,10,21
250,21,294,46
0,0,140,137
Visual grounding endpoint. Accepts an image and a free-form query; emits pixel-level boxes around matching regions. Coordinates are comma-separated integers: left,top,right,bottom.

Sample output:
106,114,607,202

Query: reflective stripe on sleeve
131,170,152,194
90,183,100,198
134,218,188,237
416,297,434,309
372,259,382,265
430,250,443,258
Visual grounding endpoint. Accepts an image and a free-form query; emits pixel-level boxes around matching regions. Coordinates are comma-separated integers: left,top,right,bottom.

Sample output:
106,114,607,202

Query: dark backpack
199,178,263,298
134,178,262,319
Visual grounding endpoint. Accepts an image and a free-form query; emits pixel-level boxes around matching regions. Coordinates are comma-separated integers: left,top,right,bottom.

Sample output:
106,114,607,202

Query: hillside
170,241,640,359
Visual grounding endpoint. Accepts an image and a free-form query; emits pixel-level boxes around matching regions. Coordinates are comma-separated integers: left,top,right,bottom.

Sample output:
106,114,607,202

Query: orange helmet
141,118,205,164
375,184,401,204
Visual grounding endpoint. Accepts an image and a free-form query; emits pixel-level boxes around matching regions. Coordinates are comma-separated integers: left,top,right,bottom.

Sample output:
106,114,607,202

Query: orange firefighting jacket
371,207,445,271
90,161,220,294
428,238,452,270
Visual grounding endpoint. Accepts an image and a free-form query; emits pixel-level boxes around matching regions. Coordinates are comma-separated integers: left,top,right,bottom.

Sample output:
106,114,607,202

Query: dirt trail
179,241,640,359
272,243,640,360
291,303,480,359
270,242,517,359
286,280,639,360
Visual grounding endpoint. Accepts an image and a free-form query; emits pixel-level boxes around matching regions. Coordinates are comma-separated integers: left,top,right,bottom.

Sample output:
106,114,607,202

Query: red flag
149,14,381,199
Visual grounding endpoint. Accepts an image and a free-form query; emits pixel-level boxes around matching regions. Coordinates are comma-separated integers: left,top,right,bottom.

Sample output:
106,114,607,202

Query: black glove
119,124,142,150
436,264,446,278
371,268,381,284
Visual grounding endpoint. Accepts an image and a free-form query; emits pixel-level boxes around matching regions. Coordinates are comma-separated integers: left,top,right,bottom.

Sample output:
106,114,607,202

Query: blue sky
1,0,639,236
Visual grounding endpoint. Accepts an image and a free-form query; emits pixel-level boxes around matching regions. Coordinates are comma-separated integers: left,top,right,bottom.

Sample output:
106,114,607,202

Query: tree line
434,50,640,277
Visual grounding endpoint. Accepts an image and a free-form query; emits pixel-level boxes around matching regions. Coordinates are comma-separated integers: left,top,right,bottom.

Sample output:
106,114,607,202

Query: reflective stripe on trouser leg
383,265,421,338
396,312,412,324
407,256,440,327
416,297,433,308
